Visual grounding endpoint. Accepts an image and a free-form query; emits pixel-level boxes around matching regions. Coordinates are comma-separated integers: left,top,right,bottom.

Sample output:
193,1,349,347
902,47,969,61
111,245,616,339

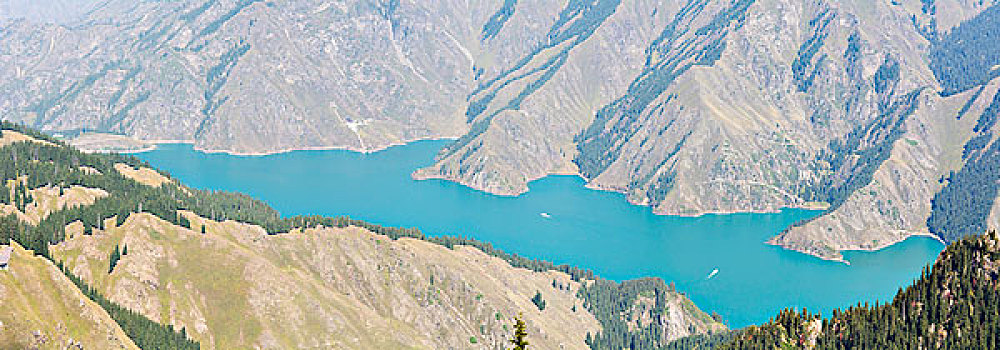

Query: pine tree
109,245,121,273
531,291,546,311
511,313,529,350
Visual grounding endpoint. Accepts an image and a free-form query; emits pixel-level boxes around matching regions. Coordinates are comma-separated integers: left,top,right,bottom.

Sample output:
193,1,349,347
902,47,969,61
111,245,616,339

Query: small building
0,245,11,270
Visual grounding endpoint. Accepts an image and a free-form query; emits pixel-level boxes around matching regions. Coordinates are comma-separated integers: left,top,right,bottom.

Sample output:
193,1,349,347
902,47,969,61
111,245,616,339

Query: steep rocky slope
0,242,138,350
428,0,999,262
768,79,993,261
415,0,685,195
3,0,1000,261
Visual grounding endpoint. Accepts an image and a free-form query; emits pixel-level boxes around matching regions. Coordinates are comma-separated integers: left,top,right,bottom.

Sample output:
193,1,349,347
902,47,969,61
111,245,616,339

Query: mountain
717,231,1000,349
0,123,724,349
1,0,999,261
0,0,104,24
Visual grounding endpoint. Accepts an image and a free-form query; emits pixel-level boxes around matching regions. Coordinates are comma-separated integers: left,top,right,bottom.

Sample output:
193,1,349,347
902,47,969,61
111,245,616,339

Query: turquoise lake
137,140,944,328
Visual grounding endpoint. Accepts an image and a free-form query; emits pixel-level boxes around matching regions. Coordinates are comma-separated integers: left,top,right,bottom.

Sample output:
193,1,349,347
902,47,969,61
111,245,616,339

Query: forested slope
718,231,1000,349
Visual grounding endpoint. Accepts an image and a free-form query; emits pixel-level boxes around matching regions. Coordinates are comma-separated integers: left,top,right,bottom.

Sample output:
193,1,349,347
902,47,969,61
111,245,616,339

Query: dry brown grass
0,130,56,148
52,212,602,349
114,164,171,188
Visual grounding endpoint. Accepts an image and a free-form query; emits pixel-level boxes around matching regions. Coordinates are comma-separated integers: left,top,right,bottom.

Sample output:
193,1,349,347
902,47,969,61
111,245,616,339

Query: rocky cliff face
4,0,1000,261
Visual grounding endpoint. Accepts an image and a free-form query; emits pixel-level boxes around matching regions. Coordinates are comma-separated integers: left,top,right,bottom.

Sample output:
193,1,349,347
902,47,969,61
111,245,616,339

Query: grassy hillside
53,211,604,349
0,241,137,350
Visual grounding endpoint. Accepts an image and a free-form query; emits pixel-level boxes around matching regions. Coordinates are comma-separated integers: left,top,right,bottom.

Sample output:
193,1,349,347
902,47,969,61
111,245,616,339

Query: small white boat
707,268,719,279
540,212,552,218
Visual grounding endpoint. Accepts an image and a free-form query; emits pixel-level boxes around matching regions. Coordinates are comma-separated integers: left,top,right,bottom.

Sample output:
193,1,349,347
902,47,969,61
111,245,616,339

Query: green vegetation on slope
928,89,1000,243
720,231,1000,349
0,241,138,349
59,261,200,350
929,4,1000,96
3,215,195,349
108,244,121,273
574,0,754,181
663,331,735,349
799,88,921,214
580,277,724,349
581,278,675,349
0,215,15,244
196,0,259,39
481,0,518,41
511,313,530,350
792,8,834,93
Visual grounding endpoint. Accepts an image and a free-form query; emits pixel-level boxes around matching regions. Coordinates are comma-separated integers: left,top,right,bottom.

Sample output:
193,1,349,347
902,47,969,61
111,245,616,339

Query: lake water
137,140,944,328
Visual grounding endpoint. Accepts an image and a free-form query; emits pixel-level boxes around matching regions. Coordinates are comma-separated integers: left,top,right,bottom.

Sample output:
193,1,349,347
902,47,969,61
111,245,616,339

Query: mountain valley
0,124,724,349
3,0,1000,348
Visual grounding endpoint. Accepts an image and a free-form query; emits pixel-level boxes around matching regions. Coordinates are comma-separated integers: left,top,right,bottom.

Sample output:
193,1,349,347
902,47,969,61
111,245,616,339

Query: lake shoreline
768,231,947,265
131,138,932,267
138,141,943,328
135,137,826,219
147,136,462,157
